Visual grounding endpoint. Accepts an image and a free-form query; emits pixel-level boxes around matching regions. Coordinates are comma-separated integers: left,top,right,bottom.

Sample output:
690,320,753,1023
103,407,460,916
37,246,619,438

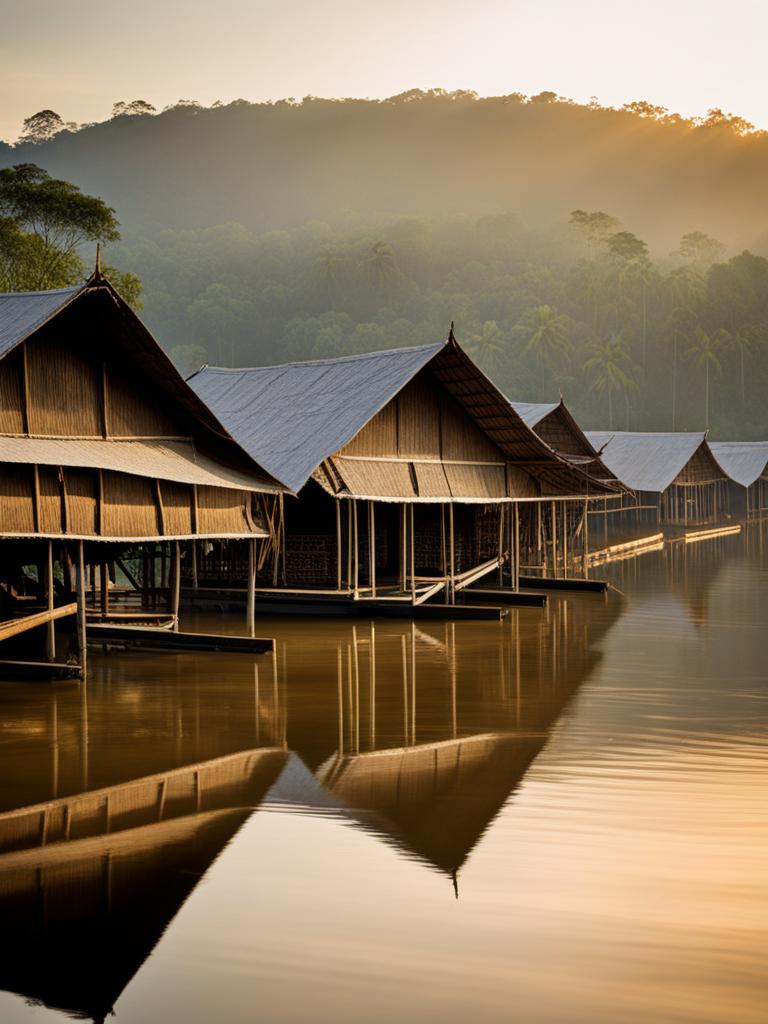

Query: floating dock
86,622,274,653
518,576,609,593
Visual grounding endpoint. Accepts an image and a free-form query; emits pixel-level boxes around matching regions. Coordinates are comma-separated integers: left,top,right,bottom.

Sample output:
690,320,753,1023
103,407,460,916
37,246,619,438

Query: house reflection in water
0,590,620,1021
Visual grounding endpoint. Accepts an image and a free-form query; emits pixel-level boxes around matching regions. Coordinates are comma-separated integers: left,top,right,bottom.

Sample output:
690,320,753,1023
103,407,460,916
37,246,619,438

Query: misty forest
2,90,768,438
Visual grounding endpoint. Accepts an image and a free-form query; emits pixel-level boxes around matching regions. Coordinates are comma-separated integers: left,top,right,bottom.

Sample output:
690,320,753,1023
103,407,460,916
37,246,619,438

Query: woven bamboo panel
107,371,178,437
101,471,158,537
440,391,501,462
64,469,98,535
342,400,397,456
444,463,507,499
535,413,581,455
413,461,451,498
0,352,24,433
0,466,35,533
26,337,101,436
333,457,416,498
675,445,727,485
197,486,250,534
159,481,194,535
38,466,63,534
397,376,441,457
507,463,540,498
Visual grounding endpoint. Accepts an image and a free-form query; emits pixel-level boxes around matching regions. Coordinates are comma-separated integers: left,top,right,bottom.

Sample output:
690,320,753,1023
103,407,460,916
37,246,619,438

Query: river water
0,529,765,1024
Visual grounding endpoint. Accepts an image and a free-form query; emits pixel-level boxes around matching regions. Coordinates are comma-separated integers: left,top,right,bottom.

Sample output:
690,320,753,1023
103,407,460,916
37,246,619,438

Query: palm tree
664,306,695,430
361,240,398,290
583,335,634,429
467,320,505,373
727,328,754,412
686,327,724,429
525,305,572,370
315,246,347,302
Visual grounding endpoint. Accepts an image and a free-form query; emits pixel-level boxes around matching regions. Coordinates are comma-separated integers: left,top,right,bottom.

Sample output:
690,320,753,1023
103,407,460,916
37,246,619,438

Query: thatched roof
0,276,282,495
189,338,613,498
585,431,709,492
709,441,768,487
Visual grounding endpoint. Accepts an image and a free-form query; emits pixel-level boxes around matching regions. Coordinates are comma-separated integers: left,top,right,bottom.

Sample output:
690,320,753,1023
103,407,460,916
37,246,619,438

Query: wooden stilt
410,504,416,603
497,505,504,586
100,562,109,617
191,541,198,591
347,501,353,589
45,540,55,661
75,541,87,680
550,500,557,578
583,499,590,578
353,499,359,599
513,502,520,591
448,503,455,604
336,501,342,592
368,501,376,598
246,538,256,637
171,541,181,632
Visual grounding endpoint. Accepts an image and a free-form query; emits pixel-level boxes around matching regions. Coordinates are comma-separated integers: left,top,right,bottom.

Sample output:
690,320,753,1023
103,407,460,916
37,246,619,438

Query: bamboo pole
497,505,504,586
75,541,87,680
583,498,589,579
347,501,353,590
336,501,342,592
448,503,455,603
368,501,376,598
410,504,416,603
246,538,256,638
551,500,557,578
513,502,520,591
352,499,359,599
100,562,109,617
171,541,181,632
562,504,568,577
400,504,407,593
45,540,55,661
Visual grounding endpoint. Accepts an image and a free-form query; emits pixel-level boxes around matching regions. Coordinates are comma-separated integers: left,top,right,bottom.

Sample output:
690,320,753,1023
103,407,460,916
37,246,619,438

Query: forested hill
3,91,768,249
2,91,768,439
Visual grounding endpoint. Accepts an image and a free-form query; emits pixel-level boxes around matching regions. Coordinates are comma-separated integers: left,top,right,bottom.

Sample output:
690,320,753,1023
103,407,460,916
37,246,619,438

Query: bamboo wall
0,305,264,540
0,466,257,540
335,369,539,501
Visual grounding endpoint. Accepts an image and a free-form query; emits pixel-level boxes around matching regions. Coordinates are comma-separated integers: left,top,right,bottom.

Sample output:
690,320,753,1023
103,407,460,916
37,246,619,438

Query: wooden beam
368,501,376,598
0,603,77,644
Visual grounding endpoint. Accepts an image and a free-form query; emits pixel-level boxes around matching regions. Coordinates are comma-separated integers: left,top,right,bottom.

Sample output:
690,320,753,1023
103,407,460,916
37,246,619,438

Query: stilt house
584,431,730,528
709,442,768,520
0,271,281,675
188,333,615,605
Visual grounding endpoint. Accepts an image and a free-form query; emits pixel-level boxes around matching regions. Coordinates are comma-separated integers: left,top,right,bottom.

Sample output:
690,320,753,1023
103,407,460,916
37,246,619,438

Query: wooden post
583,499,590,578
246,538,256,638
75,541,87,680
336,501,342,592
352,499,359,599
562,504,568,578
400,504,407,593
448,503,455,604
45,541,55,661
368,501,376,598
550,500,557,578
100,562,109,618
171,541,181,631
513,502,520,591
410,504,416,603
497,505,504,586
191,541,198,591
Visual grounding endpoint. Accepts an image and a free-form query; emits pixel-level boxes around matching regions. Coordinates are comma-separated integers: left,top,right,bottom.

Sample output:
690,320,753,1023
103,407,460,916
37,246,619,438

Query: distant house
0,270,281,674
189,333,614,605
709,442,768,519
585,431,729,527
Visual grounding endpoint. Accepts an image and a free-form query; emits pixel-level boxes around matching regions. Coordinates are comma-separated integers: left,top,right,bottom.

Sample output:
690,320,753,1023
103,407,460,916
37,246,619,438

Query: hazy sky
1,0,765,141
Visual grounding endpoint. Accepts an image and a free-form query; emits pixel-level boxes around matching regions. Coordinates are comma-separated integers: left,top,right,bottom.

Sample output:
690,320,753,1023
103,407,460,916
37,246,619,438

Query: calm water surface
0,530,766,1024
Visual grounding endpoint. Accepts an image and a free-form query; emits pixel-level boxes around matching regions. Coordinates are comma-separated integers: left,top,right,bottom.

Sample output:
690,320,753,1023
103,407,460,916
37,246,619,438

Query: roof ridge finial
447,321,456,345
95,241,101,275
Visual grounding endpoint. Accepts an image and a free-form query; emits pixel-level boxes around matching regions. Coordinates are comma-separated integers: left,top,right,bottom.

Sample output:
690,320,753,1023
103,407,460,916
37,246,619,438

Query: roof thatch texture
585,431,710,492
709,441,768,487
190,339,613,499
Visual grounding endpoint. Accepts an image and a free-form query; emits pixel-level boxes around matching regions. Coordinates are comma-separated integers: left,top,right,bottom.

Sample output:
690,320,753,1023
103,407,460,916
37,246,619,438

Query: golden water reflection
0,527,765,1024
